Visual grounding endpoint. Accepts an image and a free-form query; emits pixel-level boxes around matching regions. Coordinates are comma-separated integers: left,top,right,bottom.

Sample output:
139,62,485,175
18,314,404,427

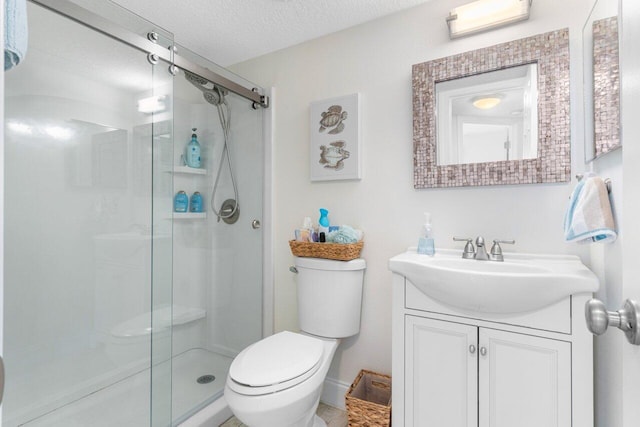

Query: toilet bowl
225,331,338,427
224,257,366,427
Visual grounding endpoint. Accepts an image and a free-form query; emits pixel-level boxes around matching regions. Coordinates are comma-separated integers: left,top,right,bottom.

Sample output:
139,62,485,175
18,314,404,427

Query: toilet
224,256,366,427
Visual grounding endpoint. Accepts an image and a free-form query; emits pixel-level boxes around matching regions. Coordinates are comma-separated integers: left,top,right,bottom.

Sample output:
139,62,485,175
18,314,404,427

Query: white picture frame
309,93,361,181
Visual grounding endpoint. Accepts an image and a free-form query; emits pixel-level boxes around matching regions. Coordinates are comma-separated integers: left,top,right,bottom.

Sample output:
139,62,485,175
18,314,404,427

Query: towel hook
575,174,612,194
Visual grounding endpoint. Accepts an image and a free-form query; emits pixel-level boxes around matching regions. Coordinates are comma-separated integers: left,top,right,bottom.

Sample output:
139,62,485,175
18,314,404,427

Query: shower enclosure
3,1,266,425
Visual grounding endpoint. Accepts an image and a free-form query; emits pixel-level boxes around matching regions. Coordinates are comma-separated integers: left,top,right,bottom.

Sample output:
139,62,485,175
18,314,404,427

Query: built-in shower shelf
173,212,207,220
173,166,208,175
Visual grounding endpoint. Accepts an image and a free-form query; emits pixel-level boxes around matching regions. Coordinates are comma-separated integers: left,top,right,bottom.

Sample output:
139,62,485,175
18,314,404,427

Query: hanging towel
564,173,617,243
4,0,28,71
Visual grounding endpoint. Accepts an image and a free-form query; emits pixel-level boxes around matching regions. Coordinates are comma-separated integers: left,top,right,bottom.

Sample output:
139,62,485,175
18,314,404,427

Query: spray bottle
417,212,435,256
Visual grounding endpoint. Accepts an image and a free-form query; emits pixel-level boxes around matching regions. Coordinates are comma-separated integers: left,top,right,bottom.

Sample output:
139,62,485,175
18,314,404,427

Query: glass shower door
3,2,173,426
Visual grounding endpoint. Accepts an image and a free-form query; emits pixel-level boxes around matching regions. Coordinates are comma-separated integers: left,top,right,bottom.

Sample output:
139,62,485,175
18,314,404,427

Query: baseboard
320,377,350,410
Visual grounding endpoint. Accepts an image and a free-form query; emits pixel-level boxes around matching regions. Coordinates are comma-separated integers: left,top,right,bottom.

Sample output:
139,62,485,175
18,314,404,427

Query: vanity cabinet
392,274,594,427
405,316,571,426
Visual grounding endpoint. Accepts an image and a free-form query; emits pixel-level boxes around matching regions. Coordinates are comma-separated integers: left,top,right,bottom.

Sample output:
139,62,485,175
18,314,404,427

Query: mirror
583,0,620,161
413,29,571,188
436,64,538,166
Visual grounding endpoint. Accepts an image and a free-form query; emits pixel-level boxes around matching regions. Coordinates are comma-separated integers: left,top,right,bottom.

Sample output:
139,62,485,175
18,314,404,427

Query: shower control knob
251,220,261,229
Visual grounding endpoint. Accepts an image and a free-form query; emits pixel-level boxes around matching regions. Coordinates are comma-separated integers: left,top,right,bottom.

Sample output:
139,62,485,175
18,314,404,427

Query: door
621,1,640,426
2,2,174,426
405,315,478,427
478,328,571,427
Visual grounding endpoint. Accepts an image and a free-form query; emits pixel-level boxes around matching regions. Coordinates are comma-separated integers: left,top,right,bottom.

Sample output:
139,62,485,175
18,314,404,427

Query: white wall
230,0,595,390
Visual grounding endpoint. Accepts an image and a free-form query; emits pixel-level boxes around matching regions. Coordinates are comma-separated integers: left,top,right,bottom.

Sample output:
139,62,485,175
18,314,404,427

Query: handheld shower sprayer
184,70,238,223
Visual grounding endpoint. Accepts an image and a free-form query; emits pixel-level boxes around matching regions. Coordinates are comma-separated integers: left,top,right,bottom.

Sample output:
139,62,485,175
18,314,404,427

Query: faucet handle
453,237,475,259
489,239,515,262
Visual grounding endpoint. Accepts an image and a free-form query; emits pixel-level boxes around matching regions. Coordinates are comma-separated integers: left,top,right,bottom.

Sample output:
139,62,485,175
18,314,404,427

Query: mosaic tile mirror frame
591,16,620,159
412,28,571,189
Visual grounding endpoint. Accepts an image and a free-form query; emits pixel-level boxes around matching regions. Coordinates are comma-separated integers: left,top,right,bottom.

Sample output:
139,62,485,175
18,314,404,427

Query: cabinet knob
480,347,487,356
585,298,640,345
469,344,476,354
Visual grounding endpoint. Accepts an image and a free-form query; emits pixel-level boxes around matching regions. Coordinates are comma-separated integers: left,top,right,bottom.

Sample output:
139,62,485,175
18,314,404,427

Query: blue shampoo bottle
185,128,201,168
190,191,203,212
174,191,189,213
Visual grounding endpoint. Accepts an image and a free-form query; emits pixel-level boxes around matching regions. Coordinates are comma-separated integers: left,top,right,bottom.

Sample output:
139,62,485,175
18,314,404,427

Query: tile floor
220,402,348,427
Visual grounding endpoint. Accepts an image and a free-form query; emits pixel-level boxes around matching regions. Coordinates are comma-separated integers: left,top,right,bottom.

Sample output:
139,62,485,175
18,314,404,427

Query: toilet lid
229,331,324,387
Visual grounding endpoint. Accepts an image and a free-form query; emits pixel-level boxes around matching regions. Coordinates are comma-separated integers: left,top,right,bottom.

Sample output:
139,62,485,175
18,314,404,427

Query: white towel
564,173,617,243
4,0,28,71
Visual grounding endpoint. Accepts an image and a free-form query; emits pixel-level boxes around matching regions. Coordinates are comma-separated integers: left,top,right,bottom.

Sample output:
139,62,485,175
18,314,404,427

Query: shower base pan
21,348,232,427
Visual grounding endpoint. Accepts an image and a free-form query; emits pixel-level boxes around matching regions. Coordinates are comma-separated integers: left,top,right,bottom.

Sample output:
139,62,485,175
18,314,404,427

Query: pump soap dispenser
417,212,435,256
185,128,201,168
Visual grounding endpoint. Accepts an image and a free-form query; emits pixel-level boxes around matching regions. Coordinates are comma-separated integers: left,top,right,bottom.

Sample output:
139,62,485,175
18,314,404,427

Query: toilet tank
294,257,366,338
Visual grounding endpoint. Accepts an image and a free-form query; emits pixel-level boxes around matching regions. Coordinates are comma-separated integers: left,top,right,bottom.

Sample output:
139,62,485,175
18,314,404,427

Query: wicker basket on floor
289,240,363,261
345,369,392,426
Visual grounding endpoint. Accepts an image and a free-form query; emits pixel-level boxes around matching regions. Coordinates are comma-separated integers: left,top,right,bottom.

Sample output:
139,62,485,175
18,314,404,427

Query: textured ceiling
107,0,432,66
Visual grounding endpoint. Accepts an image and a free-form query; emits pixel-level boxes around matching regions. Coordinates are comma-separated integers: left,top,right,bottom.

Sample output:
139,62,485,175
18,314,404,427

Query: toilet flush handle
289,266,298,274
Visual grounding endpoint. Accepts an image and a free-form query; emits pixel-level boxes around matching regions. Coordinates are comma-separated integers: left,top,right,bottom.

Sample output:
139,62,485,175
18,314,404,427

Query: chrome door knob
469,344,476,354
585,298,640,345
479,347,487,356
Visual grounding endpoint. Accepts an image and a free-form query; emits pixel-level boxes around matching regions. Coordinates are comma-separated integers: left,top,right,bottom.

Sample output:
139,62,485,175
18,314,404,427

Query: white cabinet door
479,328,571,427
405,315,477,427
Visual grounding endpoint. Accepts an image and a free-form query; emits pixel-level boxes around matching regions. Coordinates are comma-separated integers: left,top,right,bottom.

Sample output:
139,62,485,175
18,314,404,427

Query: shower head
184,70,211,88
203,87,227,106
184,70,228,106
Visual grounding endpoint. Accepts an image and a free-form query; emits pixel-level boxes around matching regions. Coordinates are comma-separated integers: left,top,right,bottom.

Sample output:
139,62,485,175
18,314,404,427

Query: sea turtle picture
319,141,350,171
319,105,348,134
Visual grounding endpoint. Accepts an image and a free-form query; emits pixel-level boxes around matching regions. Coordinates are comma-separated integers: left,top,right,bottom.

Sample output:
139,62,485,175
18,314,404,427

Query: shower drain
197,374,216,384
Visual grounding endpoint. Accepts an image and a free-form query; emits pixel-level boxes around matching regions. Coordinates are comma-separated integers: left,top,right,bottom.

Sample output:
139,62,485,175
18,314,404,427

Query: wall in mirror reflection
436,64,538,166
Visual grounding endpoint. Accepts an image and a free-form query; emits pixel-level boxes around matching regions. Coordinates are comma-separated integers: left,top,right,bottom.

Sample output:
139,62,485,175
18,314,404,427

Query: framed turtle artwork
309,93,362,181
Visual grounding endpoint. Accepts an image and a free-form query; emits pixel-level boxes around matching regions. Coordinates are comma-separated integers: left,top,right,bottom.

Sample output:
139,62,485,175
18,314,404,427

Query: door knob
585,298,640,345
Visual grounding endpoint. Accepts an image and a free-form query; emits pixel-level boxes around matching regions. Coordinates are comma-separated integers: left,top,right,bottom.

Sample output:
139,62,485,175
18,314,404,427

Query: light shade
447,0,532,39
472,95,503,110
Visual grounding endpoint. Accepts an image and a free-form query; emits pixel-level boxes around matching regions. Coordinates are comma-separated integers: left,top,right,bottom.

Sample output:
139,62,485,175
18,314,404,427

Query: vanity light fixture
447,0,532,39
472,94,503,110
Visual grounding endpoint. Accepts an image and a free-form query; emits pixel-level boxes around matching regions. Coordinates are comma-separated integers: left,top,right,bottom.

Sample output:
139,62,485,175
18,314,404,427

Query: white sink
389,248,599,314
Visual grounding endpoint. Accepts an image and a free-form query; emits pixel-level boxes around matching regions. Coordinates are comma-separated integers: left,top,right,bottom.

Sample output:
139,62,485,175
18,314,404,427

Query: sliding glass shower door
3,2,174,425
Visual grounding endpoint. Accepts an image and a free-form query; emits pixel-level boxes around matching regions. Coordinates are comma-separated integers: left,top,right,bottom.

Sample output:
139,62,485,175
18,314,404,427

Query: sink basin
388,248,599,314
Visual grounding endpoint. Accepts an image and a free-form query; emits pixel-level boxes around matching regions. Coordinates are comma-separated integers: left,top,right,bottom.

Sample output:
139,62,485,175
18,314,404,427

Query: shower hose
210,92,239,222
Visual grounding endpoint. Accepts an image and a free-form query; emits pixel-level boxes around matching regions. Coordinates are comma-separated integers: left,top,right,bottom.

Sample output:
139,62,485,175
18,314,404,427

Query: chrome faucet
474,236,489,261
453,237,516,261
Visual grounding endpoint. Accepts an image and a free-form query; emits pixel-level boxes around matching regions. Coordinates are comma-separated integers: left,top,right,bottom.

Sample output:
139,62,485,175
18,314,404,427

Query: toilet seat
228,331,324,396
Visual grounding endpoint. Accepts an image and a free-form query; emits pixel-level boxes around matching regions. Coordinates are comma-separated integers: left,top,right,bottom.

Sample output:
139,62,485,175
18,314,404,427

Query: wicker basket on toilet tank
289,240,363,261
